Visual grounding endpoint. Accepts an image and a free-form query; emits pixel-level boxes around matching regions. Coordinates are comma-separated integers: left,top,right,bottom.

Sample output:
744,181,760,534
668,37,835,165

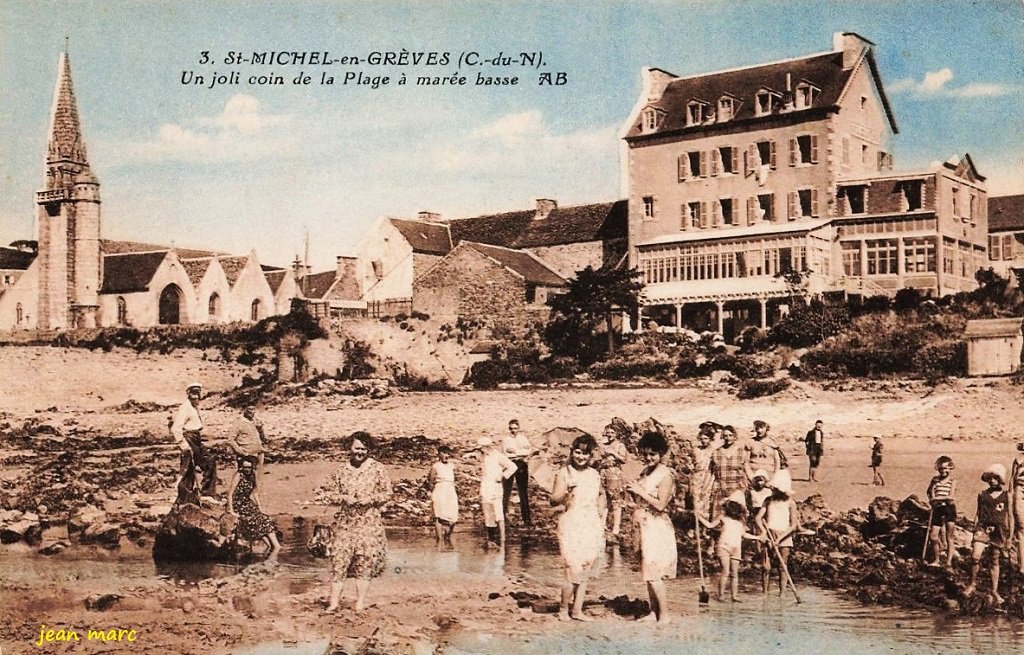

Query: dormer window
718,96,739,121
641,107,661,134
686,100,711,126
755,89,781,116
795,82,820,109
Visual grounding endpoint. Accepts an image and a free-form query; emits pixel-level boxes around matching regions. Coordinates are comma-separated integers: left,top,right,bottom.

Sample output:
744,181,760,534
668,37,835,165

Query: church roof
388,218,453,255
180,257,213,285
0,247,36,270
217,255,250,287
446,200,628,249
100,251,168,294
462,242,565,287
989,194,1024,232
299,271,338,299
101,239,220,260
263,269,288,294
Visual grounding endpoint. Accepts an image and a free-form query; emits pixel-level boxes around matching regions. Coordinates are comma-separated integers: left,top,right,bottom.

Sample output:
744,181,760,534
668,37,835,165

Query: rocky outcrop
152,503,237,561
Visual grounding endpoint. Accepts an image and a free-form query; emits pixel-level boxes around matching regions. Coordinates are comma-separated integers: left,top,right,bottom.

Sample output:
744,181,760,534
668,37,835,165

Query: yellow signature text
35,624,137,647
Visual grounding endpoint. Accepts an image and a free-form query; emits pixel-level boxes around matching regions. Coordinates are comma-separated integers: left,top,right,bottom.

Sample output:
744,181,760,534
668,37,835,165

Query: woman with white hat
964,463,1011,604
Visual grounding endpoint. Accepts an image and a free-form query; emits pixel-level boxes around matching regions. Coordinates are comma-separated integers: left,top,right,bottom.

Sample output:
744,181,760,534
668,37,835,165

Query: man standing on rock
502,419,534,528
171,382,217,506
804,420,825,482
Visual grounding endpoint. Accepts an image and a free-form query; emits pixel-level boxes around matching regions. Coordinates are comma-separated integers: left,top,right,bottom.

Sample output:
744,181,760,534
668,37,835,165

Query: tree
547,265,645,356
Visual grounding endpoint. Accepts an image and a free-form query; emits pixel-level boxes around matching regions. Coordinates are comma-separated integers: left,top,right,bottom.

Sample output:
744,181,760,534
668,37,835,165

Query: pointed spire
46,50,89,167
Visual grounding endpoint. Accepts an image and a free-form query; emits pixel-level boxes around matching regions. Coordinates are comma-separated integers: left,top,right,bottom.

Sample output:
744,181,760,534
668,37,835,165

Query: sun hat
752,469,769,481
983,463,1007,485
186,381,202,391
770,469,793,494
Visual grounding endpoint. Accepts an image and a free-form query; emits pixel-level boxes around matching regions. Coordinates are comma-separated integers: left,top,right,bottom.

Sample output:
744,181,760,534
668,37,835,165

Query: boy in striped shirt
926,455,957,568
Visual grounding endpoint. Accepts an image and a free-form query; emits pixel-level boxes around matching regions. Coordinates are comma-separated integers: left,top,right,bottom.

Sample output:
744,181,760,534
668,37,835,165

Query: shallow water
4,524,1022,655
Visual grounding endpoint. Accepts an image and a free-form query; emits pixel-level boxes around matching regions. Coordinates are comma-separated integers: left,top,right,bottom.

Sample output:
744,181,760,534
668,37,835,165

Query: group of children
924,452,1020,605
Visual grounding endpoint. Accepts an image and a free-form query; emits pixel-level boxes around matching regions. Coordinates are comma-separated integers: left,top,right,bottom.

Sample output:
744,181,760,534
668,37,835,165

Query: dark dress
232,467,276,541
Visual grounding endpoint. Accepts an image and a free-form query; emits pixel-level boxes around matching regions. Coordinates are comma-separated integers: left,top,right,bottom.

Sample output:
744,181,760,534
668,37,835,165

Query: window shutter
743,148,749,176
789,139,797,166
731,198,739,225
712,201,720,227
680,204,687,231
811,135,819,164
711,150,719,176
678,155,687,182
787,192,796,220
811,188,820,217
700,151,708,177
747,197,756,225
770,141,777,168
731,148,739,174
700,202,708,228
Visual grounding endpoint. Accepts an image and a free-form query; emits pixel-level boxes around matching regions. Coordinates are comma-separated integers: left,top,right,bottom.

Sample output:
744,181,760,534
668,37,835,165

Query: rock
68,504,106,537
0,518,43,545
530,599,560,614
153,504,235,561
84,594,123,611
38,540,69,556
80,522,121,549
797,494,834,527
897,495,930,524
863,497,901,538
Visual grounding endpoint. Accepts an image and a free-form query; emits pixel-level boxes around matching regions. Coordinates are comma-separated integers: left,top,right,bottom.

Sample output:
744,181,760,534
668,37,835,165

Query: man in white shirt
501,419,534,528
170,382,217,505
479,437,517,547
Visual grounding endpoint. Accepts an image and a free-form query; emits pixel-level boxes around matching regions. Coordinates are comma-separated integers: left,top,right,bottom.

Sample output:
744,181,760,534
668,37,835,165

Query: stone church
0,51,295,331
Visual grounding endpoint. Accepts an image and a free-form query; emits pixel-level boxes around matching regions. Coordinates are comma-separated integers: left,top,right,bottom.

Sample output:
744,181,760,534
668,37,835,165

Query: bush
771,302,850,347
913,340,967,381
894,288,925,312
467,359,512,389
737,326,768,353
675,339,707,378
545,356,580,379
728,354,777,380
736,378,791,399
589,351,675,380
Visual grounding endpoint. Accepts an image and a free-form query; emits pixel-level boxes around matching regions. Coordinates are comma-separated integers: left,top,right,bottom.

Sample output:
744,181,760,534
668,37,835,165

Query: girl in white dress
550,434,604,621
627,431,677,624
428,445,459,545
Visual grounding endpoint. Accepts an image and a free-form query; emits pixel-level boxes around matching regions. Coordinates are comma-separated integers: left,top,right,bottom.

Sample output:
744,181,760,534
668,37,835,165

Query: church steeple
44,50,94,188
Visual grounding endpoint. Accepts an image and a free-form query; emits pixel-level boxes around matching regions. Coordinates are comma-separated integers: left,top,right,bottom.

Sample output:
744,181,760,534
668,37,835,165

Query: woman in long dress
550,434,604,621
628,431,677,624
690,425,718,524
316,432,393,612
428,445,459,545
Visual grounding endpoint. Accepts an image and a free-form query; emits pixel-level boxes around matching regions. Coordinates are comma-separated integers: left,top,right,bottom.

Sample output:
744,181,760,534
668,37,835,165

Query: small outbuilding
962,317,1023,376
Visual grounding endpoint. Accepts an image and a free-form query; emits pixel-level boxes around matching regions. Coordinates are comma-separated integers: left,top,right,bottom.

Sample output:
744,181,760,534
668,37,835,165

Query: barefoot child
428,445,459,546
699,493,764,602
550,434,604,621
757,470,801,596
745,470,772,591
870,437,885,486
477,437,517,548
964,464,1011,605
926,455,957,568
598,425,627,542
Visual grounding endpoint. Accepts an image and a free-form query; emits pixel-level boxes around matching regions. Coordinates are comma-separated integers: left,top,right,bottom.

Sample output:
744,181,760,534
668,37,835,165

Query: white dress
431,461,459,524
634,464,678,582
557,466,605,583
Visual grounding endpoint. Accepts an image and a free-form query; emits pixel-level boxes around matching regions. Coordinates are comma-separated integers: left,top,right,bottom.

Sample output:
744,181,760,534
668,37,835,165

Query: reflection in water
2,523,1021,655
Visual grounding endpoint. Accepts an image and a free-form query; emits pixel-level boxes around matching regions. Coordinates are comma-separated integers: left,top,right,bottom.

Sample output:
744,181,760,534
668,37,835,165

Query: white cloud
889,68,1018,98
110,94,295,164
433,109,617,172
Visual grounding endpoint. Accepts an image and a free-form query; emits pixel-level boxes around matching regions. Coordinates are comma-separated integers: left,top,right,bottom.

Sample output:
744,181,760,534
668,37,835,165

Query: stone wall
529,238,626,279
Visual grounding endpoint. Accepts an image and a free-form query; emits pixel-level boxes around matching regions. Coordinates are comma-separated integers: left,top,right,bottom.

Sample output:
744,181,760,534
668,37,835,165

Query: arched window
15,303,23,326
116,296,128,326
158,284,184,325
208,293,221,322
250,298,261,321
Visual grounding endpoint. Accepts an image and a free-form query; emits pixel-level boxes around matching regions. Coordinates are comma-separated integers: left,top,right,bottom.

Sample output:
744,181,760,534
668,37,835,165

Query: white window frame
795,82,820,109
642,196,656,220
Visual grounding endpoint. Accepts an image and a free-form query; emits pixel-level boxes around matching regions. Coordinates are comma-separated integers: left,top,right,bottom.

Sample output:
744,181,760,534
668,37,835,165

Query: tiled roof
300,271,338,299
989,195,1024,232
446,200,628,249
464,242,565,287
0,247,36,270
101,239,220,260
625,51,880,139
328,273,361,301
180,258,212,285
388,219,453,255
264,269,288,294
218,256,250,287
100,251,168,294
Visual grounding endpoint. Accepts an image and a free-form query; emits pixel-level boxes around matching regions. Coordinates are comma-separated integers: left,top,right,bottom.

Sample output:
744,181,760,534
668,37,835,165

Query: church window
16,303,23,325
208,293,221,322
250,299,262,321
116,296,128,325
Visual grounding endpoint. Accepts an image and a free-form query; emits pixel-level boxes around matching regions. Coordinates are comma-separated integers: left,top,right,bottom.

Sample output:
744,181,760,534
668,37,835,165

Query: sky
1,0,1022,271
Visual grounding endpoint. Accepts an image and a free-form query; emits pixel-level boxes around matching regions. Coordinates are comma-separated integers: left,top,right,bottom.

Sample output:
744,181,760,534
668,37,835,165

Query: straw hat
186,381,202,392
983,463,1007,485
752,469,769,482
770,469,793,494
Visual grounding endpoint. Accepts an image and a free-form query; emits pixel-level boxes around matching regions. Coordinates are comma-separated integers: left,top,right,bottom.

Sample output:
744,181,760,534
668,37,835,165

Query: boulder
863,496,901,538
797,494,834,528
152,503,236,561
80,522,121,549
68,504,106,537
0,518,43,545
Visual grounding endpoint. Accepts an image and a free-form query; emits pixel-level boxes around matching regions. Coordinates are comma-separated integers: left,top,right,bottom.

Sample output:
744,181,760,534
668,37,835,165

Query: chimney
534,198,557,221
417,211,441,223
833,32,874,70
336,255,358,279
335,255,363,299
